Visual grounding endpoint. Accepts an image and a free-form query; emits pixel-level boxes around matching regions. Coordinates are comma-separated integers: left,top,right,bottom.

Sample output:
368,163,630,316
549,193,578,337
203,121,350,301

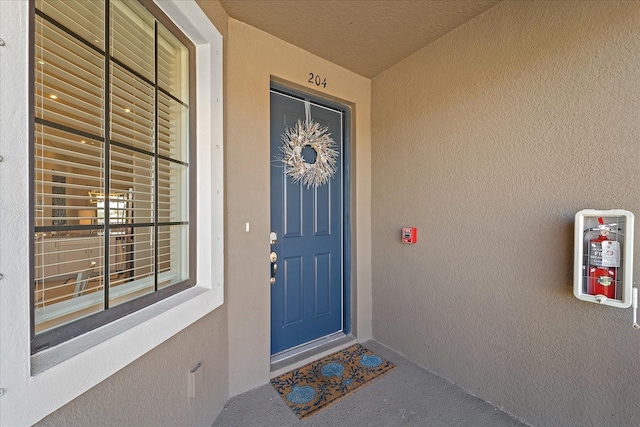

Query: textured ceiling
217,0,502,78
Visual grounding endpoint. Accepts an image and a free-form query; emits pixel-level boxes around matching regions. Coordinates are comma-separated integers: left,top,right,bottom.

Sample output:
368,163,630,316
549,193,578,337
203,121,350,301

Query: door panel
283,256,303,326
315,184,331,235
284,180,302,237
314,252,332,316
270,90,344,355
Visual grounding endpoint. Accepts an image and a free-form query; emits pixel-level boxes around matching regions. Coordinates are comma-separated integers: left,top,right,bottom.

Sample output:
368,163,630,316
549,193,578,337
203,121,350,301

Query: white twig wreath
280,119,338,188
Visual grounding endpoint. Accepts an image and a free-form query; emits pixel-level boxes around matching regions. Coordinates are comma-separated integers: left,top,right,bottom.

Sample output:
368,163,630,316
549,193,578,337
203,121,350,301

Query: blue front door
270,89,345,355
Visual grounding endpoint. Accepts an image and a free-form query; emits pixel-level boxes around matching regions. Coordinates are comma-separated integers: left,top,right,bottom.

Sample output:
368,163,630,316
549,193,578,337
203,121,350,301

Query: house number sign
308,72,327,88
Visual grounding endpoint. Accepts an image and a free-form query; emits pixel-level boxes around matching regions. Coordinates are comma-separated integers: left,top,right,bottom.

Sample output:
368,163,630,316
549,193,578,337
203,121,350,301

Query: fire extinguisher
587,217,620,299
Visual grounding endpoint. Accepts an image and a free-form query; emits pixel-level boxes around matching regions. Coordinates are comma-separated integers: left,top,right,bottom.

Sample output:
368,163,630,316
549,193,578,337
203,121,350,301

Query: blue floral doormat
270,344,396,419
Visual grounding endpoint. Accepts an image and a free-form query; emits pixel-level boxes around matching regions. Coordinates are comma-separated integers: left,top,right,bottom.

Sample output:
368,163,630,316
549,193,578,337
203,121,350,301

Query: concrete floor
213,341,528,427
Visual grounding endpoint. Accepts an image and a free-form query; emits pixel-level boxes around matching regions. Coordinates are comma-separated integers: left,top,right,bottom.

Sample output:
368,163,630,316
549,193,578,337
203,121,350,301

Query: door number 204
308,73,327,88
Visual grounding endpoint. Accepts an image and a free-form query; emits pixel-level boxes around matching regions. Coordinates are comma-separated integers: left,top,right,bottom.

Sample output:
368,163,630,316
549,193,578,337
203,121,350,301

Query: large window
32,0,195,352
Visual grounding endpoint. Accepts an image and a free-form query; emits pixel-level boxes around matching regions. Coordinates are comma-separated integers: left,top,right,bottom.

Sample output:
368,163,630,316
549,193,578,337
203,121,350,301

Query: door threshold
270,333,356,377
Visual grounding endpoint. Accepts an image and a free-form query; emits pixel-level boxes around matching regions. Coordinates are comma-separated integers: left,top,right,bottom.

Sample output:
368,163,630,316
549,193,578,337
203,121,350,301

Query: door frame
269,82,352,358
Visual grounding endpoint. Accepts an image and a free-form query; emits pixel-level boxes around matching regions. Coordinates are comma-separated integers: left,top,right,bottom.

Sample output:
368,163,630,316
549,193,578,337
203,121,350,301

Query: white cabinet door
57,236,103,277
34,240,59,280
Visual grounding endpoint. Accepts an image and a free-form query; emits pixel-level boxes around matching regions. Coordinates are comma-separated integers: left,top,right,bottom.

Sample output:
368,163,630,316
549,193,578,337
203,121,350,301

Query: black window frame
30,0,197,354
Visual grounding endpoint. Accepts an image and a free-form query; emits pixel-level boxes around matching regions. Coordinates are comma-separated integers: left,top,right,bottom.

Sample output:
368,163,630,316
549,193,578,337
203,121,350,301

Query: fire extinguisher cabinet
574,209,634,308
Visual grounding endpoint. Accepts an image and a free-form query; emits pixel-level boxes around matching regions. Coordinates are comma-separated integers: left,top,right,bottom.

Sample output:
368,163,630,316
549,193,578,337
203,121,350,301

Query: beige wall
36,307,229,426
225,18,372,396
197,0,228,38
371,1,640,426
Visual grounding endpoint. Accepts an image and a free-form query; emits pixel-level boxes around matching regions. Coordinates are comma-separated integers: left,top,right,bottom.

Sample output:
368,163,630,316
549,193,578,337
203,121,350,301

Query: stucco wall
36,308,229,427
371,1,640,426
225,18,372,396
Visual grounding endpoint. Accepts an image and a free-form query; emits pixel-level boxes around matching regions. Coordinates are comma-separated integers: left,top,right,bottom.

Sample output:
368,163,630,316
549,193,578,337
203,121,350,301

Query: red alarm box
402,227,417,244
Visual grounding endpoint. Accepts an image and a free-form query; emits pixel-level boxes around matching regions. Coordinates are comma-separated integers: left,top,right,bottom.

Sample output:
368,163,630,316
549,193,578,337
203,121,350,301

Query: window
1,1,221,424
91,191,130,225
32,0,196,352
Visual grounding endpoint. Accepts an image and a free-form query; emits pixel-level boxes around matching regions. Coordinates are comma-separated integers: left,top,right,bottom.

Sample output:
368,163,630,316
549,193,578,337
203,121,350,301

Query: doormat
270,344,396,419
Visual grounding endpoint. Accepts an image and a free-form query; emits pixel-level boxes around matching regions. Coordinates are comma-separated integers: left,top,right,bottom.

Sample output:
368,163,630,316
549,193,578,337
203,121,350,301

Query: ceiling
217,0,503,78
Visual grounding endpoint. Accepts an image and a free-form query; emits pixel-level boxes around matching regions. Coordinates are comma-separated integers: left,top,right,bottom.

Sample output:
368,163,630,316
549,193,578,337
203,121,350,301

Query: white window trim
0,1,224,425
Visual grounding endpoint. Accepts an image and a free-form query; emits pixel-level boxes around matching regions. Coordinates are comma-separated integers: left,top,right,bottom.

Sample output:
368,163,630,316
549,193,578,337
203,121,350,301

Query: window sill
31,285,215,375
35,271,179,333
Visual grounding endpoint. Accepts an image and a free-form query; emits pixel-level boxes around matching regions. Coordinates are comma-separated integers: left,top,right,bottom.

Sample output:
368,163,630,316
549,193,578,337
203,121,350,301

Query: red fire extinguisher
587,218,619,299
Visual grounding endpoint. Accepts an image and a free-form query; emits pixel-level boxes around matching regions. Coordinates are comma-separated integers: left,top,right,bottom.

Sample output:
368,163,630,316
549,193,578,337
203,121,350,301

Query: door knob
270,263,278,285
270,251,278,284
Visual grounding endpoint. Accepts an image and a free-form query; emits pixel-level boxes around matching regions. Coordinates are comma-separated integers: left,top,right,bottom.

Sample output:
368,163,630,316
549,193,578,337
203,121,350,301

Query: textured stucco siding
371,1,640,426
36,308,229,427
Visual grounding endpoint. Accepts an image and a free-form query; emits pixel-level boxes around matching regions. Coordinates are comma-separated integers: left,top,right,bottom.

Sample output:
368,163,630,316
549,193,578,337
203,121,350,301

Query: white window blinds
33,0,192,347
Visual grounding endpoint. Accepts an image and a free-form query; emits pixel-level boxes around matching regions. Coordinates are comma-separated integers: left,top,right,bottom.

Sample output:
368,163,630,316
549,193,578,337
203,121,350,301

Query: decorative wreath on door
280,119,338,188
